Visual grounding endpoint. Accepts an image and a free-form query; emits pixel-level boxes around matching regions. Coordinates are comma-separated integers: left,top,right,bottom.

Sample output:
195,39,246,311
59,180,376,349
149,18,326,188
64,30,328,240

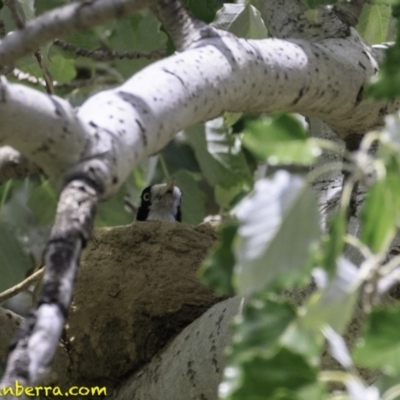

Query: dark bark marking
117,91,137,108
0,84,6,103
32,143,50,154
50,97,65,118
162,67,187,89
135,119,148,147
355,85,364,105
291,87,305,106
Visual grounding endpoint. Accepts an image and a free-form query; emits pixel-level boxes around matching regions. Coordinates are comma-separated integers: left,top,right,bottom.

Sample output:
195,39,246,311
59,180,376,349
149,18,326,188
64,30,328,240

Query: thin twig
11,68,120,91
53,39,166,61
5,0,55,94
0,19,6,38
33,49,54,94
0,268,44,304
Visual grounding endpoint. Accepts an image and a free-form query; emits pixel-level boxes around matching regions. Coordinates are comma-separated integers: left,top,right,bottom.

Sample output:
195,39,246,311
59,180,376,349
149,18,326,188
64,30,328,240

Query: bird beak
160,178,175,196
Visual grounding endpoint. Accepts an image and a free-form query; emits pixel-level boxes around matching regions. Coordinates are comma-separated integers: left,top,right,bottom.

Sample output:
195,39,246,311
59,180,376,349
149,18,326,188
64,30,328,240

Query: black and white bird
136,179,182,222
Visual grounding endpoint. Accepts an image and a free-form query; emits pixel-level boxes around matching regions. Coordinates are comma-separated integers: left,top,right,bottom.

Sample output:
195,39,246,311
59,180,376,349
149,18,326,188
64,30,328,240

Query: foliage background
2,0,400,399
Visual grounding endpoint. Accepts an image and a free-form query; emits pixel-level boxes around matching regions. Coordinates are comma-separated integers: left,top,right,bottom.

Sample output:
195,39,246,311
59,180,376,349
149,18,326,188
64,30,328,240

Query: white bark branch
1,179,99,392
1,26,397,198
112,297,243,400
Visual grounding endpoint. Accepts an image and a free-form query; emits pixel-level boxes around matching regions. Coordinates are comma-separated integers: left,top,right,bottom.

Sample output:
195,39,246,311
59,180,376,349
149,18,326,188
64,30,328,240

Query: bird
136,179,182,222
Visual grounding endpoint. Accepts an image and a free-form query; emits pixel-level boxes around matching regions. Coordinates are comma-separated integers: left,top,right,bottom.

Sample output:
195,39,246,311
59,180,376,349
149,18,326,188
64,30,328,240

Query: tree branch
150,0,213,51
53,39,166,61
0,178,99,392
113,297,243,400
333,0,370,27
256,0,350,40
0,0,150,69
0,23,398,200
0,146,41,184
0,268,44,304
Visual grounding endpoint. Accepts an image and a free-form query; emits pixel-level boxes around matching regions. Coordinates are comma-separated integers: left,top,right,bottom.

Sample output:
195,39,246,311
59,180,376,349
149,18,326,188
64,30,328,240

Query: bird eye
143,193,150,201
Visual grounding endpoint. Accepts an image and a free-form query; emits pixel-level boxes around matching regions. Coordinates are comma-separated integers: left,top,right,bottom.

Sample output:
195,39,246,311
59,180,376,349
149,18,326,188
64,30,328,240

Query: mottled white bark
1,179,98,393
1,23,398,197
111,297,243,400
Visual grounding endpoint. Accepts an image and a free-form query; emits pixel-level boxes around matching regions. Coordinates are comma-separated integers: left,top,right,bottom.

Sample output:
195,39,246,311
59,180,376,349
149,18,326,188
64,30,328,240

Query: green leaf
186,121,252,189
200,222,237,295
243,114,320,166
205,118,253,183
27,179,57,226
0,223,32,293
357,4,391,44
361,156,400,253
230,296,297,357
96,182,135,227
354,305,400,375
161,139,201,175
321,210,347,275
47,54,76,83
280,321,323,367
213,4,268,39
222,349,317,400
367,19,400,99
375,373,400,395
0,178,52,267
233,171,320,295
17,0,35,21
215,184,243,208
224,112,243,128
20,53,76,84
184,0,227,23
221,296,317,400
302,258,360,334
174,170,206,225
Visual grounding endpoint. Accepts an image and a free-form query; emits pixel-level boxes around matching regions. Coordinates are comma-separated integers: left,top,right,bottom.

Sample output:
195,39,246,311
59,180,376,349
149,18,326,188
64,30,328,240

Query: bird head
136,179,182,222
